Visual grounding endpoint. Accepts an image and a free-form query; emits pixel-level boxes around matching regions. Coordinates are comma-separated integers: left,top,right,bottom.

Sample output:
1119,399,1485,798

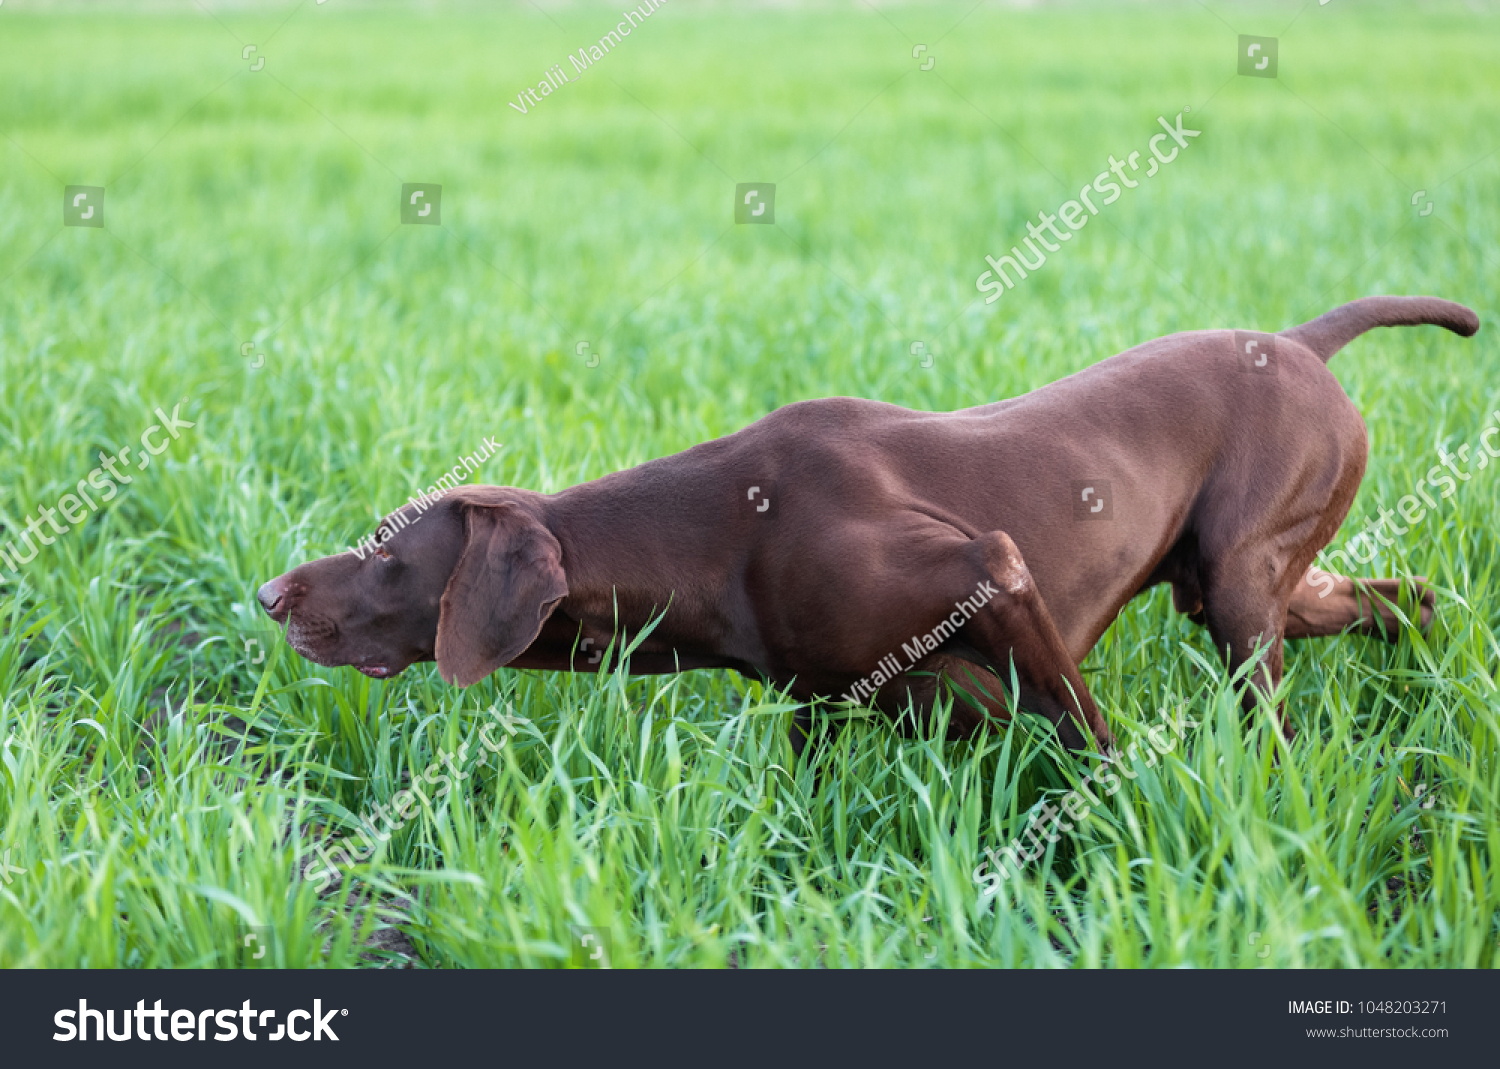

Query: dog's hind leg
1286,568,1435,641
1195,535,1317,739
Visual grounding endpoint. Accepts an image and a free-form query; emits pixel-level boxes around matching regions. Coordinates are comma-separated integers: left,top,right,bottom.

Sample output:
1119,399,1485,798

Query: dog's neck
540,477,737,645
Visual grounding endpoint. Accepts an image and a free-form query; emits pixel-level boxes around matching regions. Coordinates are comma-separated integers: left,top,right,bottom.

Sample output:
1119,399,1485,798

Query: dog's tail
1281,296,1479,362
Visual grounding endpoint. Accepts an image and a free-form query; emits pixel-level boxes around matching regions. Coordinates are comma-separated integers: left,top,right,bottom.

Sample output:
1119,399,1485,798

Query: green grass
1,0,1498,968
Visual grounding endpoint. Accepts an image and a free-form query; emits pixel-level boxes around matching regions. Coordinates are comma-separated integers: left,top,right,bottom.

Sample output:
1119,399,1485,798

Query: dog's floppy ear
436,503,567,686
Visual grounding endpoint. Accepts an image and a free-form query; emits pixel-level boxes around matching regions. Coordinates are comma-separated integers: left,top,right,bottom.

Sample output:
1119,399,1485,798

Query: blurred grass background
0,0,1497,967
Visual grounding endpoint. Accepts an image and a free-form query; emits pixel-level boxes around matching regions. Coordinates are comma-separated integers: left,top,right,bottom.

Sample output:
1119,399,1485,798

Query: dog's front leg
871,653,1009,739
953,532,1114,752
856,530,1112,753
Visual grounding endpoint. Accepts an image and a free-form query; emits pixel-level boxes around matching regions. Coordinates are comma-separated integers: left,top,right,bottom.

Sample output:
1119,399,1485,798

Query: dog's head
256,487,567,686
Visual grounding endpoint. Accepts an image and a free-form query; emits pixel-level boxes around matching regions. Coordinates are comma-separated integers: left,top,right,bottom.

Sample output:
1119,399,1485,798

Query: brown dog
258,296,1477,754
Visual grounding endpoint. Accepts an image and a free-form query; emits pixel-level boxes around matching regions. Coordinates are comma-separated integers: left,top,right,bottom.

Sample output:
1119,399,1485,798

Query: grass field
1,0,1498,968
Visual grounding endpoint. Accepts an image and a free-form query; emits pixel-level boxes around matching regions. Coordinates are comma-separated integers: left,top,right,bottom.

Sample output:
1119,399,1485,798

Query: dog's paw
1357,576,1435,640
1410,577,1437,632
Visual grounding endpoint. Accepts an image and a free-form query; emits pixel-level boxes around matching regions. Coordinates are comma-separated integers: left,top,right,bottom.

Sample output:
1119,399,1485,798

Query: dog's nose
257,576,289,616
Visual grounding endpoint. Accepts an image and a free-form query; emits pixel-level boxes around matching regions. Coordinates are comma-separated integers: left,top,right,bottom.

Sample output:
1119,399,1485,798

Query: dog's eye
375,545,393,561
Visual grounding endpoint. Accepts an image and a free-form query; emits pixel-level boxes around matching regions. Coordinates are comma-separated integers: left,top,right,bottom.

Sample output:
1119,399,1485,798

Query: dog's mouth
279,610,413,680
